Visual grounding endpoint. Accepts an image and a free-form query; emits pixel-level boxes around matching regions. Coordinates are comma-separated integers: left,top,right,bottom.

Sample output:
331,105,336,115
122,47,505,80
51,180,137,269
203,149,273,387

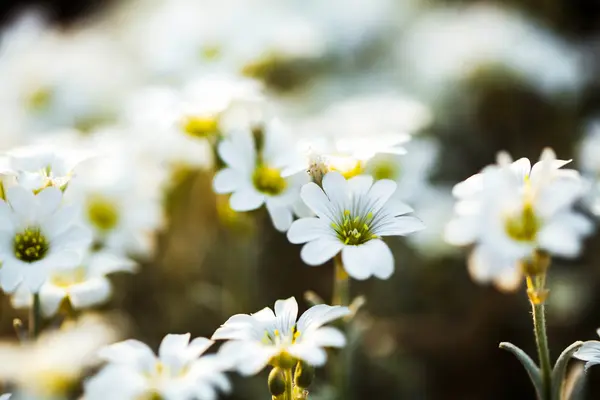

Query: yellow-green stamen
331,210,377,246
14,227,49,263
252,165,287,195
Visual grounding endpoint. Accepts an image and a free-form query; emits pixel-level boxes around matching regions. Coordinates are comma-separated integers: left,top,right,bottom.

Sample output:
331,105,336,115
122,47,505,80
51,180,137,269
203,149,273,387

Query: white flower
213,119,308,232
11,250,136,317
0,315,117,398
212,297,349,375
85,334,230,400
0,143,91,193
578,120,600,216
445,148,593,287
398,3,586,98
0,185,91,292
574,329,600,370
0,394,10,400
287,171,425,280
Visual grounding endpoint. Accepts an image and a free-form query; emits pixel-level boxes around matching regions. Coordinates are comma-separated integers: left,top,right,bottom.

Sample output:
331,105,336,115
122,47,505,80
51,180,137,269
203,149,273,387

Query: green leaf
551,341,583,400
500,342,543,399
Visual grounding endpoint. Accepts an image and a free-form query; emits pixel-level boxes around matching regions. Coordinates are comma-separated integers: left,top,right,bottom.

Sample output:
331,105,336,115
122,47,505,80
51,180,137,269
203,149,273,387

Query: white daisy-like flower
0,142,91,193
213,119,308,232
578,120,600,216
445,148,593,286
212,296,349,375
85,333,230,400
0,185,91,292
0,394,10,400
287,171,425,280
11,250,136,317
0,315,117,399
574,329,600,370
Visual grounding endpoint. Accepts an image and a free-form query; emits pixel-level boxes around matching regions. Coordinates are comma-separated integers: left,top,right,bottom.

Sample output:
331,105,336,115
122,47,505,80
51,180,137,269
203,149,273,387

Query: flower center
504,202,541,242
27,87,53,111
50,266,87,288
14,227,49,263
252,165,287,195
181,115,219,139
87,196,120,232
35,370,75,396
329,157,365,179
263,327,301,346
371,159,400,181
331,210,377,246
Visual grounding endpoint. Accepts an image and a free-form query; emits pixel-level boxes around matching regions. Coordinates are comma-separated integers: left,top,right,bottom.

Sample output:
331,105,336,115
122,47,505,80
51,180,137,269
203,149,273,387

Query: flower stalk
29,292,41,339
333,255,349,306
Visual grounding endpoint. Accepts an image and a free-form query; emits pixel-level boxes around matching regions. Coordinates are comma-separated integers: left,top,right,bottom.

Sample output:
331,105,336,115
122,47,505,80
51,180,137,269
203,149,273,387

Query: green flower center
27,87,53,111
181,115,219,139
331,210,377,245
371,160,400,181
87,196,120,232
14,227,49,263
504,202,541,242
252,165,287,195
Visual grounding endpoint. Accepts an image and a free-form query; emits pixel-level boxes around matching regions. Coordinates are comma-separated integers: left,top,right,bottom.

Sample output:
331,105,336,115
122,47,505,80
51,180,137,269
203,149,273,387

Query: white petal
537,223,581,258
300,239,343,266
300,183,336,222
536,179,583,217
274,297,298,335
69,278,112,309
39,284,67,317
265,200,293,232
229,188,264,211
467,245,516,283
510,158,532,182
322,171,348,214
444,217,479,246
0,260,23,292
307,327,346,348
35,186,63,219
288,344,327,366
42,204,77,237
99,340,156,370
218,132,255,173
297,305,350,332
159,333,192,359
347,175,373,197
5,185,35,219
22,265,51,293
574,341,600,368
88,252,137,277
342,239,394,280
367,179,397,213
374,215,425,237
187,337,214,359
287,218,330,244
213,168,242,194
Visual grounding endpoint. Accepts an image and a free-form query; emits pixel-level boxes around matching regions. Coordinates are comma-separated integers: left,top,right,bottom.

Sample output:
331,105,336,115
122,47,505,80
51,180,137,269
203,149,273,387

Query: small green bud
268,367,286,396
294,360,314,389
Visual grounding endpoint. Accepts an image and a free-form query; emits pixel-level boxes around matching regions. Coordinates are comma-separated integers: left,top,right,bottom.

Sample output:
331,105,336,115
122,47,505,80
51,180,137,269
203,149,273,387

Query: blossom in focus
212,296,349,375
11,250,136,317
445,148,593,287
574,329,600,370
85,333,230,400
0,315,117,398
0,185,91,292
213,119,308,232
287,171,425,280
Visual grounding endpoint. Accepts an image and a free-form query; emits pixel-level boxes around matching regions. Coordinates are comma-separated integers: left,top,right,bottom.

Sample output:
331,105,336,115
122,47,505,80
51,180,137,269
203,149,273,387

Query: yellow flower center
87,196,120,232
252,165,287,195
14,227,49,262
371,159,400,181
200,44,221,61
329,157,365,179
35,370,75,396
181,115,219,139
27,87,53,111
331,210,377,246
504,202,540,242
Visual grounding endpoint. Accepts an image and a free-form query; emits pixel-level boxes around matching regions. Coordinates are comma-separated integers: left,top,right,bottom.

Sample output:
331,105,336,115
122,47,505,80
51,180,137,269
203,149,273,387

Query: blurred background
1,0,600,399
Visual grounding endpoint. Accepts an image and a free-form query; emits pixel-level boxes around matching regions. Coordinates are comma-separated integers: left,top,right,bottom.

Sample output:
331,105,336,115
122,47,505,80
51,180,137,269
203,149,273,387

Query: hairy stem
532,301,552,399
333,255,349,306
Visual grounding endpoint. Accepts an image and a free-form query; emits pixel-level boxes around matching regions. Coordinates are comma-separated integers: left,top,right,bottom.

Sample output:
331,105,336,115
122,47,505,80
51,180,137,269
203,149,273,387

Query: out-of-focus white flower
0,394,10,399
11,251,136,317
0,315,117,398
213,119,308,232
365,137,440,202
398,4,586,97
578,120,600,215
0,185,91,292
65,140,164,257
296,94,432,177
574,329,600,370
86,333,230,400
0,142,91,193
287,172,424,279
0,11,140,136
445,149,592,287
212,297,349,375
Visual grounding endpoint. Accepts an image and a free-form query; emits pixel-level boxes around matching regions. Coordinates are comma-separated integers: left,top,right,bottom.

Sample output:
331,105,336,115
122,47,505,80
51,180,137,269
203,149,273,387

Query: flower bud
307,153,329,188
294,360,314,389
268,367,286,396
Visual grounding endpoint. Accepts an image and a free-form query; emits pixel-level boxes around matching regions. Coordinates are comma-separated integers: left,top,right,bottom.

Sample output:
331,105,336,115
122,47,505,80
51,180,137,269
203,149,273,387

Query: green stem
532,301,552,400
29,292,41,339
284,368,293,400
333,255,349,306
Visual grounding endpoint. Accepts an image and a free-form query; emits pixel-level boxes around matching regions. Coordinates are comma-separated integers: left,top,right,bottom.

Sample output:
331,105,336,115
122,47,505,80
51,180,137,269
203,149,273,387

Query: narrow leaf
499,342,543,399
551,341,583,400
